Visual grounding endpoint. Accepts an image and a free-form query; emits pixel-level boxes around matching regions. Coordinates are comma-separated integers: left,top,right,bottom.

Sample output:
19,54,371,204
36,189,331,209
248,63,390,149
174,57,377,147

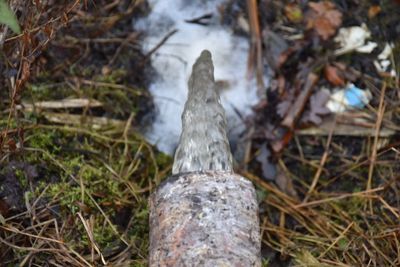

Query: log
149,50,261,266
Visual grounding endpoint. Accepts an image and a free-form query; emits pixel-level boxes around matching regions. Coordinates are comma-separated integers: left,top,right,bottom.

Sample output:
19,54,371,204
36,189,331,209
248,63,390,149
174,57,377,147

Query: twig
77,212,107,265
295,187,384,208
366,82,387,213
184,13,212,26
0,225,64,244
282,72,318,128
319,222,354,258
303,116,336,202
246,0,264,90
142,29,178,64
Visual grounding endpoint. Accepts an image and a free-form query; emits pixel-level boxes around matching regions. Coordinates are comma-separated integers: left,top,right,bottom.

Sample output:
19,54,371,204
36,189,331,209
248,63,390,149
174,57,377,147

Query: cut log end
149,171,261,267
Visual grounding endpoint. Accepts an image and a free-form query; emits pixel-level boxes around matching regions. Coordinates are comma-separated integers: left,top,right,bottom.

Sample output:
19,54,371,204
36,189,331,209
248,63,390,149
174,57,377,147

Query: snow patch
135,0,264,154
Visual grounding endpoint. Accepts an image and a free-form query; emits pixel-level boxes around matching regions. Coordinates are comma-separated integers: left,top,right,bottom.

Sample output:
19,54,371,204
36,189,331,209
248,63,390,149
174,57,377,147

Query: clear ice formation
135,0,262,155
172,50,233,174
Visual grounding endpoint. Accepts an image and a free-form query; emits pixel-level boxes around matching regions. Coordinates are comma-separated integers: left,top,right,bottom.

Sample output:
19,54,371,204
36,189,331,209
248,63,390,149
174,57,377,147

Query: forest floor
0,0,399,266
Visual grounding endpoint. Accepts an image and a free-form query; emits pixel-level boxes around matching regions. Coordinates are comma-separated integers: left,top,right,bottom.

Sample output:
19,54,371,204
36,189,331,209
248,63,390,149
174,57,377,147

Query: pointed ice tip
172,50,233,175
200,50,212,59
191,50,214,79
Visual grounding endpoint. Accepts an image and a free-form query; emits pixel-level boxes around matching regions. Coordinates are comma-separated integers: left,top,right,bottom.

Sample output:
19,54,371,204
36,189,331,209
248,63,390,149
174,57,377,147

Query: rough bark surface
149,50,261,266
149,172,261,266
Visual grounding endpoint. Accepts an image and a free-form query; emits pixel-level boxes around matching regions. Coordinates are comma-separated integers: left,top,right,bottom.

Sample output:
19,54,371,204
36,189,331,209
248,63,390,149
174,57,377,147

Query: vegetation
1,0,399,266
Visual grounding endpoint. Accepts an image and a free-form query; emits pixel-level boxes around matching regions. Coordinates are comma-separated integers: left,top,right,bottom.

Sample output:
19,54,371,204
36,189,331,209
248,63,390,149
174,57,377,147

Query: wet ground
1,0,400,266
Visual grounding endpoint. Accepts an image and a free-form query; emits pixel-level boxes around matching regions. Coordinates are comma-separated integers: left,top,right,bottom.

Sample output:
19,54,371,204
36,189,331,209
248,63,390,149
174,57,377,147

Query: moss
95,68,127,84
262,258,270,267
14,169,28,188
155,152,172,167
338,237,349,250
25,129,61,154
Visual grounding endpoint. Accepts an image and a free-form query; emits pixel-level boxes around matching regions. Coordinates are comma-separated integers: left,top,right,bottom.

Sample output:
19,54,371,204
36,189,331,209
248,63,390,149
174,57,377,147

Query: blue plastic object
344,84,367,109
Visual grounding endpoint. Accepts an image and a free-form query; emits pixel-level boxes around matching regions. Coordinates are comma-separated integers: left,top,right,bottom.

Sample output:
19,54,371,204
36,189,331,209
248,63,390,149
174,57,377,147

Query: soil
0,0,399,266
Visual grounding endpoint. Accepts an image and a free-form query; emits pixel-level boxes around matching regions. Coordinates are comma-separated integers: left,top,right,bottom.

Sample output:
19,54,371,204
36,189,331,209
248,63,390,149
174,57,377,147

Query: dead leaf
271,130,293,154
34,0,42,9
277,75,286,95
368,5,381,18
277,99,292,118
284,3,303,23
0,199,10,219
7,139,16,151
263,30,289,70
306,1,342,40
43,24,54,39
324,64,345,86
275,171,299,199
301,89,331,125
0,213,5,225
16,60,31,93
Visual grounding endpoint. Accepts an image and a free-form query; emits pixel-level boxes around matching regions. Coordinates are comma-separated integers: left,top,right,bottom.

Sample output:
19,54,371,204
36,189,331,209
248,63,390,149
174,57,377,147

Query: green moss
256,187,269,203
155,152,172,169
262,258,270,266
15,169,28,188
338,237,348,250
91,217,117,248
25,129,61,153
95,68,127,84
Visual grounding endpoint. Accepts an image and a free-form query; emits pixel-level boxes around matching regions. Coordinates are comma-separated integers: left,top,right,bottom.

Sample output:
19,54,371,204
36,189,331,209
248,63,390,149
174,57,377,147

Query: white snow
135,0,265,154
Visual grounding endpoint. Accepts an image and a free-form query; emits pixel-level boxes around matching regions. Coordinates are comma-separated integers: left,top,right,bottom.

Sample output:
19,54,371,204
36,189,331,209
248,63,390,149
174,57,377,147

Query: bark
149,172,261,266
149,50,261,266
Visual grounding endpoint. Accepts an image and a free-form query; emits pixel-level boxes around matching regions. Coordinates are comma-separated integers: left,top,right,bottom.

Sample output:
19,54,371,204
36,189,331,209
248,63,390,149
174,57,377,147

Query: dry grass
1,0,399,266
246,81,400,266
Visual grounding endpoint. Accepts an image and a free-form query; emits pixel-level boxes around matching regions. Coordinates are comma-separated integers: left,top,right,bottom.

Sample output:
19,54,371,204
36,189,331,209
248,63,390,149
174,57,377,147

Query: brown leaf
324,64,345,86
284,3,303,23
16,60,31,93
275,171,299,199
271,130,293,154
43,24,54,39
7,139,16,151
0,200,10,219
306,1,342,40
368,5,381,18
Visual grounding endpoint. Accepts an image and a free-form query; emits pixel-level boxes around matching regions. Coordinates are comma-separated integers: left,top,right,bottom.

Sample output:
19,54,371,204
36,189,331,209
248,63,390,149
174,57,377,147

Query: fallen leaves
324,64,345,86
306,1,342,40
368,5,381,18
281,73,319,129
263,30,290,71
301,89,331,125
284,3,303,23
